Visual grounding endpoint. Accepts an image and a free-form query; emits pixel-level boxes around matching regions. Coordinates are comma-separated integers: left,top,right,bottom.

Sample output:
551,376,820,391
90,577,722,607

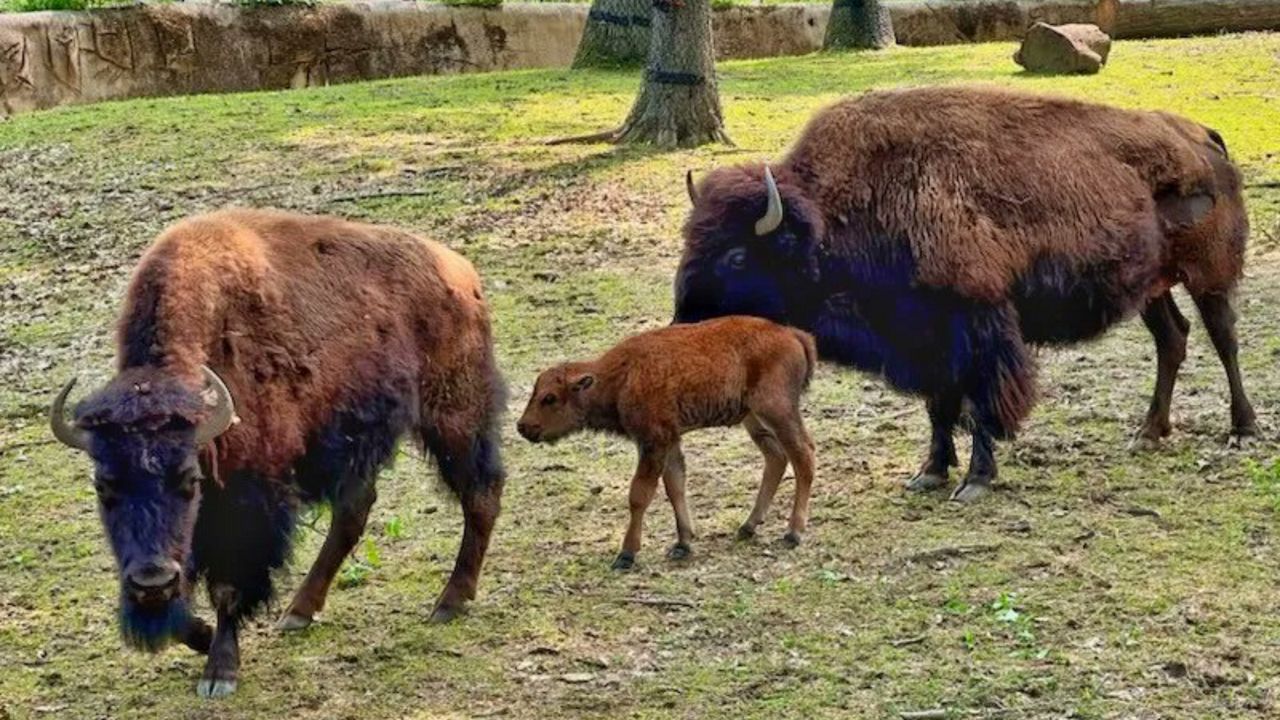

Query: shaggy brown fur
781,85,1247,302
517,316,818,568
67,208,505,695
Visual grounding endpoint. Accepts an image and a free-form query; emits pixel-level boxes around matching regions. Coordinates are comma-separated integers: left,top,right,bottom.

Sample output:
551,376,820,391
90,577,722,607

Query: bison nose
126,559,180,602
517,421,540,442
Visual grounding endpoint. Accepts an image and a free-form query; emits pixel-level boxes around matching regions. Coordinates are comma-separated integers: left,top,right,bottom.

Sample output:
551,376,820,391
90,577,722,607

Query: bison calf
517,316,818,569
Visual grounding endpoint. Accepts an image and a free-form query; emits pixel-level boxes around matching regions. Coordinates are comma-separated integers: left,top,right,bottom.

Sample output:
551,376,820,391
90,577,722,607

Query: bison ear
570,374,595,393
1157,190,1214,229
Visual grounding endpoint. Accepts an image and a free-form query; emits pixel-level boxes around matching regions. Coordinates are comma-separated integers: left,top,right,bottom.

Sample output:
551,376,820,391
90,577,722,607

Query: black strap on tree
646,67,704,86
587,9,651,27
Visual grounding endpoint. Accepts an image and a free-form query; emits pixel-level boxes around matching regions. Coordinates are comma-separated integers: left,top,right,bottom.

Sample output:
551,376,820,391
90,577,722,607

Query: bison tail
790,327,819,390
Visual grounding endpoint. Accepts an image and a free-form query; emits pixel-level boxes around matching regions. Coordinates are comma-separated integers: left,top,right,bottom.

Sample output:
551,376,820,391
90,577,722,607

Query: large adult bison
674,86,1257,502
49,209,505,696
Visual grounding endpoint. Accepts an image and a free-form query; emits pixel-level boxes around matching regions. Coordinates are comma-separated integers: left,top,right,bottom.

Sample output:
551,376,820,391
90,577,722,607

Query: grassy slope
1,35,1279,720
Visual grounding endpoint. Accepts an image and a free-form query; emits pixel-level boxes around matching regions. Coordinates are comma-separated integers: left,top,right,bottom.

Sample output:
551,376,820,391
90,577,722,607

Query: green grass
1,33,1279,720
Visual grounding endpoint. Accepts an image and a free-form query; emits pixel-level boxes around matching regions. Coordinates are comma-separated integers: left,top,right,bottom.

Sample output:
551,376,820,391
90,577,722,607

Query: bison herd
47,86,1258,696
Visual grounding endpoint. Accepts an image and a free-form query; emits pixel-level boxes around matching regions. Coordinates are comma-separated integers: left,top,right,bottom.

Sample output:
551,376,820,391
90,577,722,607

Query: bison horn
755,165,784,236
685,170,698,205
50,378,91,451
193,366,236,447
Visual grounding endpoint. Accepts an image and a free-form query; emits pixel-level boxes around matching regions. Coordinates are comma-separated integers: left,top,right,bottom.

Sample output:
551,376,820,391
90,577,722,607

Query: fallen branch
1246,180,1280,189
546,128,620,146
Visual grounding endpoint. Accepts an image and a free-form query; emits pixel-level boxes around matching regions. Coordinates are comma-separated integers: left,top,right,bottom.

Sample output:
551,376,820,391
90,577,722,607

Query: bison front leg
197,584,241,698
906,393,960,493
613,444,668,571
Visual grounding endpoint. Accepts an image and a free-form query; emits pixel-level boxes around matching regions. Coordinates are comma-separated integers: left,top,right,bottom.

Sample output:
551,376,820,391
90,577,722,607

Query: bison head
673,164,826,327
50,366,234,651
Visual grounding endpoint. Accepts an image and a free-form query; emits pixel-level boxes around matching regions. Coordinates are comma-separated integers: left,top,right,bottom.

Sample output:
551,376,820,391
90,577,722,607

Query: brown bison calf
517,316,818,569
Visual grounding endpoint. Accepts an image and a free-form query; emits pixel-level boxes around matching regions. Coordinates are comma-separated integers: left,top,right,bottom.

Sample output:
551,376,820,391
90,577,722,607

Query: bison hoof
949,479,992,504
196,678,237,699
906,471,948,493
736,524,757,542
781,530,802,548
611,552,636,571
666,543,692,561
276,612,313,632
429,603,467,624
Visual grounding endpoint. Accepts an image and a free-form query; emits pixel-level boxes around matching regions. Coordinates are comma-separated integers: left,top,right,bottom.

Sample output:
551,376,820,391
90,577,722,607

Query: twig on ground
901,543,1001,567
900,710,948,720
1245,180,1280,189
0,439,57,456
328,190,437,203
889,635,926,648
620,596,696,609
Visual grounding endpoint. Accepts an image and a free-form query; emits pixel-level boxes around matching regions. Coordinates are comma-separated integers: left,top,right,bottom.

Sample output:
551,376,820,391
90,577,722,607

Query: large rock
1014,22,1111,74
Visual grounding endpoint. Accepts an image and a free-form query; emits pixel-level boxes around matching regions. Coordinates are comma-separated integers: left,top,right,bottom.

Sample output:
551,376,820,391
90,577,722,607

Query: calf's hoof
781,530,802,549
666,543,692,561
611,551,636,572
276,612,313,632
906,471,948,493
736,524,757,542
949,478,991,504
196,678,237,699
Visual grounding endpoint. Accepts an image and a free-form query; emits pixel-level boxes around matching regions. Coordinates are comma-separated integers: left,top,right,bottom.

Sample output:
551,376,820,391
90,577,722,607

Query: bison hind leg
419,393,506,623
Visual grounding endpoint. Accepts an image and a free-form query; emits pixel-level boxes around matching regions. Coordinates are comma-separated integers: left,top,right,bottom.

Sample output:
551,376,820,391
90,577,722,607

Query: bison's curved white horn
50,378,90,451
686,170,698,205
755,165,784,236
193,366,236,447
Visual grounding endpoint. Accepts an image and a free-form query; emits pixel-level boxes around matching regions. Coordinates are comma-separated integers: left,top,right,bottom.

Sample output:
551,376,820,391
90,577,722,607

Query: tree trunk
615,0,731,148
572,0,652,69
824,0,896,50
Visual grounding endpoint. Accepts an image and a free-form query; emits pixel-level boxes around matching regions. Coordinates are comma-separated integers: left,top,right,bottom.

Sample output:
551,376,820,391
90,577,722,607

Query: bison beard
675,86,1257,502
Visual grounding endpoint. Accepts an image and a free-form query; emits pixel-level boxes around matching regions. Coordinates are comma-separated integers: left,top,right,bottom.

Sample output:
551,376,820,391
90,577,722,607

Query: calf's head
50,366,234,650
674,164,826,326
517,363,595,444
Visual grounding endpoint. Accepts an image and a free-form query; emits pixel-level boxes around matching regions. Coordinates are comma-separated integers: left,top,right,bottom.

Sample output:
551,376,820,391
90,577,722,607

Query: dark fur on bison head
674,164,826,326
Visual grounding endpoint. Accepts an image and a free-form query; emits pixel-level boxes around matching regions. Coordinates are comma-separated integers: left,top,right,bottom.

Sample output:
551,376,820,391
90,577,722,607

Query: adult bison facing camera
674,85,1257,502
50,209,505,697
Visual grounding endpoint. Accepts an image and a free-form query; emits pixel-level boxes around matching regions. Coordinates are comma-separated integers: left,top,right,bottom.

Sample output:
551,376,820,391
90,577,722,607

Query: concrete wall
1,0,1277,117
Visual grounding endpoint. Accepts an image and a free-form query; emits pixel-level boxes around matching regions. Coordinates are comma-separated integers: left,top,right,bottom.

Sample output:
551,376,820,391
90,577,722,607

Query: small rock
1014,22,1112,75
560,672,595,684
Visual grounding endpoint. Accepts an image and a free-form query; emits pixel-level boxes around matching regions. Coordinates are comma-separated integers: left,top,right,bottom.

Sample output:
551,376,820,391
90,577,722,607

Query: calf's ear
570,374,595,393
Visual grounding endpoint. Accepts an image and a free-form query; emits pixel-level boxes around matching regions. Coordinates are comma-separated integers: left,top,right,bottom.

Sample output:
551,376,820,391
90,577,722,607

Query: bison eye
170,468,200,499
540,393,557,407
723,247,747,271
94,477,120,508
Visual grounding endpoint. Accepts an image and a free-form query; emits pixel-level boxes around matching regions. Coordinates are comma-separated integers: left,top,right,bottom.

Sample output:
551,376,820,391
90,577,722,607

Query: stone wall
2,0,1278,117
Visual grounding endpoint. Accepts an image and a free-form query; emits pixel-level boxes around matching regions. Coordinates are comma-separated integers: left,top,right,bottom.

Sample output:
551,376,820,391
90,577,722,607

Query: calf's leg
1136,291,1190,443
754,405,816,547
277,482,377,631
613,443,669,571
738,414,788,541
1192,291,1258,439
661,443,695,560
